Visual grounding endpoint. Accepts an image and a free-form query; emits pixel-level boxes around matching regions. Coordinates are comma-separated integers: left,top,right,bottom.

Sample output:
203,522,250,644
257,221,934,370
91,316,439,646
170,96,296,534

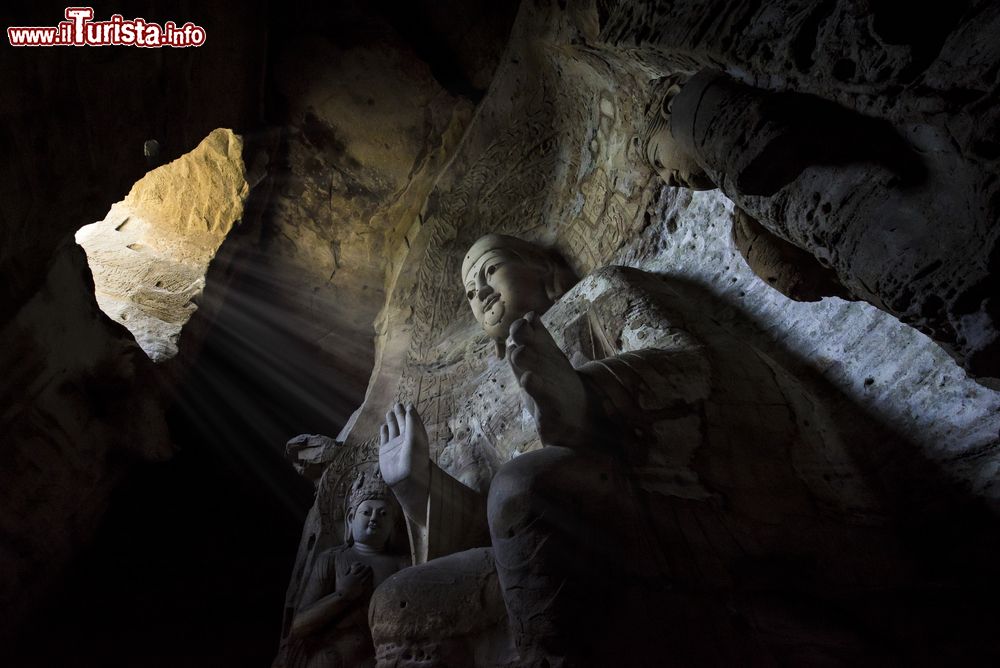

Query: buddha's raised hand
379,402,431,521
507,312,589,448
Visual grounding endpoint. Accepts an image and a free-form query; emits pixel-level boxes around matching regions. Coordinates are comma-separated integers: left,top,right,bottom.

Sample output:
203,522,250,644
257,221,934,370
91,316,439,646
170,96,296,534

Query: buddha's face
349,499,395,549
463,245,553,343
645,83,716,191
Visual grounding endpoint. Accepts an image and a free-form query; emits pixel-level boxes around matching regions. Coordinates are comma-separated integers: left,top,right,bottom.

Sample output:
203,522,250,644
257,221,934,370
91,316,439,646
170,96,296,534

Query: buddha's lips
483,297,504,326
483,293,500,311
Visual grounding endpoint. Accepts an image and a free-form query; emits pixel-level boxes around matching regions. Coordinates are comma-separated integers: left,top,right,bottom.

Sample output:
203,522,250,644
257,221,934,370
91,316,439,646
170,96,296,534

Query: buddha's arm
290,590,355,638
380,403,430,531
403,461,490,563
382,403,490,564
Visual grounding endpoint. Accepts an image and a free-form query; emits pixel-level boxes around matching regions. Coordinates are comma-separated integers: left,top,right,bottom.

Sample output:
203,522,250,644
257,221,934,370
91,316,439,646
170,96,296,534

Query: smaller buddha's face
463,246,554,342
645,83,716,191
350,499,395,549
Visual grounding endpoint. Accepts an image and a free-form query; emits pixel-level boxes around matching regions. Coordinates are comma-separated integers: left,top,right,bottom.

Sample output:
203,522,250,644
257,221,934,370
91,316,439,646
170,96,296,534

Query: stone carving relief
275,445,383,667
368,235,906,667
277,2,1000,665
279,466,409,668
639,79,851,304
603,0,1000,383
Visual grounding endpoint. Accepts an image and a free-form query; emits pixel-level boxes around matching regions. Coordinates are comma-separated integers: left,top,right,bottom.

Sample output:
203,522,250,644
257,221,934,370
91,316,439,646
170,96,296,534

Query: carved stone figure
730,207,852,302
461,234,577,358
642,80,850,304
369,546,513,667
286,468,409,668
660,67,1000,382
640,77,715,191
370,234,901,666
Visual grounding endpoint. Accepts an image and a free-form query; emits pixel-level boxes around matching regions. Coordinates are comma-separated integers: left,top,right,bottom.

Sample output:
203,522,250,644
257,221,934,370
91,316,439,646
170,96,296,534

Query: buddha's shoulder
574,265,670,296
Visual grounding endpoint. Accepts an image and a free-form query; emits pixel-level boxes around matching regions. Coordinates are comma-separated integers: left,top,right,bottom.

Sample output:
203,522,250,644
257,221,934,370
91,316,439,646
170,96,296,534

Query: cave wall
283,4,1000,655
595,0,1000,380
307,0,999,507
252,19,474,417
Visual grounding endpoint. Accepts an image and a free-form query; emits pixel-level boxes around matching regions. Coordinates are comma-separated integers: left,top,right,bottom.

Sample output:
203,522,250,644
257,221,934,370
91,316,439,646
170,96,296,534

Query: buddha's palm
507,312,589,447
379,403,430,517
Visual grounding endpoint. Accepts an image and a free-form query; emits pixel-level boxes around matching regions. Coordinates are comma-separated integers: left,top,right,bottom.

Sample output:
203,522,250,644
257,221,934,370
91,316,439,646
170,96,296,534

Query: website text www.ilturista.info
7,7,206,48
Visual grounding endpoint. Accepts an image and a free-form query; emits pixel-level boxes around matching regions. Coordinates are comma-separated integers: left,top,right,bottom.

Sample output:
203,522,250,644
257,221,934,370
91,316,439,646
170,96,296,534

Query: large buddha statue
641,79,851,304
370,234,904,666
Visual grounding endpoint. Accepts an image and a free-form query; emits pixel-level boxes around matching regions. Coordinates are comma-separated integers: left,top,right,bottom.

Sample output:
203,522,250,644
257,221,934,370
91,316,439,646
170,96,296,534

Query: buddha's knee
487,447,570,540
369,548,511,667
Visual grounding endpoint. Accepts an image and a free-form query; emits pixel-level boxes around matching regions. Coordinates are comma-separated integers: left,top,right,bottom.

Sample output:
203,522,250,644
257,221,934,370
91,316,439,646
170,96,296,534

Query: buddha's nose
476,282,494,301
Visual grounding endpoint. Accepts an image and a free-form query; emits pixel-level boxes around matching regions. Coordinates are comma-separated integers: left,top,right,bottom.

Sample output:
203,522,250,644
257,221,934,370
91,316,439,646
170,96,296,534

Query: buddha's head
641,75,716,191
461,234,576,357
345,469,398,550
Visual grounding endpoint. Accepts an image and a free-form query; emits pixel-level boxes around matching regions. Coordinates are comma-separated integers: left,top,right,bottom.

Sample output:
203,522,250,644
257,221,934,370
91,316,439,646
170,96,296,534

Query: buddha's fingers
385,409,400,439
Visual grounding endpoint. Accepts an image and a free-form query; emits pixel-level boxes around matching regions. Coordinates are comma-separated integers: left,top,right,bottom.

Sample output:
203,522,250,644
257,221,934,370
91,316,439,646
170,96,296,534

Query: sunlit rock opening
75,128,249,361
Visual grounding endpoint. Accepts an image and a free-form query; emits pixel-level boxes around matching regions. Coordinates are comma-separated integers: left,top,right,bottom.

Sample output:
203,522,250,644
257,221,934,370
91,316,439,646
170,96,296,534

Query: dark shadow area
651,270,1000,663
6,392,315,668
738,90,927,197
869,0,974,82
262,0,519,111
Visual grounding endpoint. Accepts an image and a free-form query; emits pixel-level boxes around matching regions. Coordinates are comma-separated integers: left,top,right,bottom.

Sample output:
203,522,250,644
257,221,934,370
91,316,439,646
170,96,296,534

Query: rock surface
285,1,1000,662
75,129,249,361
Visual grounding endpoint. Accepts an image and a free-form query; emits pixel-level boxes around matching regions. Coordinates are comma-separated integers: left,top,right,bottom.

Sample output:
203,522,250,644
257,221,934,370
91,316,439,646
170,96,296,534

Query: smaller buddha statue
287,468,409,668
640,76,850,303
639,74,716,191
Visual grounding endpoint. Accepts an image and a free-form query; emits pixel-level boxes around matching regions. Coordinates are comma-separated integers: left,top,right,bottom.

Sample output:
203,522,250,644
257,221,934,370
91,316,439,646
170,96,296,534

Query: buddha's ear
544,261,574,301
543,264,563,301
659,91,672,120
494,337,506,359
343,510,354,544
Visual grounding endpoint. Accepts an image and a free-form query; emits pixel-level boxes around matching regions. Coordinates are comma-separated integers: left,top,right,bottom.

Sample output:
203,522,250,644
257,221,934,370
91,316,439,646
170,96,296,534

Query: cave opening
74,128,249,362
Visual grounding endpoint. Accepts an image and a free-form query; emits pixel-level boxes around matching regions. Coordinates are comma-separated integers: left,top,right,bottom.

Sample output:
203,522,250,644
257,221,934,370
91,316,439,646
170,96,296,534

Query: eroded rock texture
257,29,474,411
599,0,1000,382
76,129,249,361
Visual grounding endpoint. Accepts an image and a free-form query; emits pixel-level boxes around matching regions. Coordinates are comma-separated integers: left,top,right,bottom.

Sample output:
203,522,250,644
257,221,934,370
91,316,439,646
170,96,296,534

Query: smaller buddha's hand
339,561,373,601
379,403,431,521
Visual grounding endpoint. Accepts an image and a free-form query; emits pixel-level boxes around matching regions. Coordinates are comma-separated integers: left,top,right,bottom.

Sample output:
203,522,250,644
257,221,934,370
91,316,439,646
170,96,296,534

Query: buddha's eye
487,265,496,276
467,289,475,300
